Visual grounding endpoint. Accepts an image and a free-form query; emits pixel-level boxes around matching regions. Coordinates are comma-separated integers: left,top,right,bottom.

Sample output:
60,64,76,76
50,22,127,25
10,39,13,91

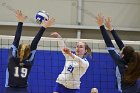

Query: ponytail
123,46,140,84
84,42,92,58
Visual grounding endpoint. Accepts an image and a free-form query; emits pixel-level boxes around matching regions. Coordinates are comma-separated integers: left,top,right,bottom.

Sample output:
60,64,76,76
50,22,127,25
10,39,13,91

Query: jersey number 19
14,67,28,78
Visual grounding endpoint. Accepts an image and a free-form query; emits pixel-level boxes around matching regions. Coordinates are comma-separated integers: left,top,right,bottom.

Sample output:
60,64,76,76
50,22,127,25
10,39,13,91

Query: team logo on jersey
67,65,74,73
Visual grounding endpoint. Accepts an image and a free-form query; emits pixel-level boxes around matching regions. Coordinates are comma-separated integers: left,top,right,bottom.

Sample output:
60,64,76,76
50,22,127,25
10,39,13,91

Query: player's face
75,42,87,57
18,44,30,62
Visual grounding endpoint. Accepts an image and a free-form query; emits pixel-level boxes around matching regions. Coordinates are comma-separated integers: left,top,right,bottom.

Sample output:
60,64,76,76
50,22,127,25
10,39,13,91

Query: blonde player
4,10,55,93
50,32,91,93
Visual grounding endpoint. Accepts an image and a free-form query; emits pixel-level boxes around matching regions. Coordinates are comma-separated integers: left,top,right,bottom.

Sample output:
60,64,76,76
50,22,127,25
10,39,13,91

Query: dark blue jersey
5,45,36,88
5,22,46,88
100,25,137,93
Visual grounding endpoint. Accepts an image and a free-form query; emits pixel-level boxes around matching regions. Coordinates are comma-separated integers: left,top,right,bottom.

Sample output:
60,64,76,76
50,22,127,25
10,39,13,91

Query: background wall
0,0,140,40
0,25,140,41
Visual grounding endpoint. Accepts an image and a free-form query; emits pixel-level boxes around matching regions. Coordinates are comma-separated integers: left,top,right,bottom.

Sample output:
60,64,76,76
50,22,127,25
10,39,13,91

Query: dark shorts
53,83,80,93
4,87,28,93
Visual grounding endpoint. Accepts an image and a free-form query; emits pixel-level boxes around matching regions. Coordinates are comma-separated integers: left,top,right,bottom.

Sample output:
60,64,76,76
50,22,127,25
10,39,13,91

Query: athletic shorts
53,82,80,93
4,87,28,93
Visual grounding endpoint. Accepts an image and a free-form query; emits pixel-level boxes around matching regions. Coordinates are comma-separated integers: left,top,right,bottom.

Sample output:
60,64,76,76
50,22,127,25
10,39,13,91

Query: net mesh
0,35,140,93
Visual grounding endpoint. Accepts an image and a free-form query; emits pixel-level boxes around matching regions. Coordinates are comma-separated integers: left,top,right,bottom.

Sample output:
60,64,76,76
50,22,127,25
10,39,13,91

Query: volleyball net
0,35,140,93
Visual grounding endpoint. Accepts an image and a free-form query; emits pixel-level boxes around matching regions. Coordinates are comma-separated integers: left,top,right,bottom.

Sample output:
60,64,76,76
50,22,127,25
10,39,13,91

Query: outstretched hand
63,47,71,55
63,48,74,59
105,17,113,31
42,18,55,28
96,13,104,27
15,10,27,22
50,32,61,38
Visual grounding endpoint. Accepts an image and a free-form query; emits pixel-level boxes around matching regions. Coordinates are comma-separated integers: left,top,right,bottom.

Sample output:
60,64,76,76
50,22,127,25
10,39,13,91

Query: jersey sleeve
72,54,89,68
12,22,23,48
111,29,124,50
100,25,124,66
23,27,46,65
107,47,123,66
30,27,46,51
23,50,36,65
100,25,114,48
57,38,68,57
9,22,23,58
28,50,36,61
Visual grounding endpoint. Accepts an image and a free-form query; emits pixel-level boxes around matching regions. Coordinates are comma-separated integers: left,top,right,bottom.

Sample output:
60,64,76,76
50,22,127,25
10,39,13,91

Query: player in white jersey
50,32,91,93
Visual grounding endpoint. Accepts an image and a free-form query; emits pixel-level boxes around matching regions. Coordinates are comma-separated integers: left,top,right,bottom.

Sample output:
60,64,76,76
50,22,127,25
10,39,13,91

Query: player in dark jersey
96,14,140,93
4,10,55,93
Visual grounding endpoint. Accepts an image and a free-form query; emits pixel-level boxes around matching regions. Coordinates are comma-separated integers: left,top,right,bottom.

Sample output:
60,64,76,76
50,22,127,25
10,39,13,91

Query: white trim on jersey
28,50,36,61
116,66,122,92
5,68,9,87
11,44,17,57
107,47,115,50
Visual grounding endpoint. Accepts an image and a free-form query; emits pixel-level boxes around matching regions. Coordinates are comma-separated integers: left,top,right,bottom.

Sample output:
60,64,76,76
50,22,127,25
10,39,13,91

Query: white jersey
56,38,89,89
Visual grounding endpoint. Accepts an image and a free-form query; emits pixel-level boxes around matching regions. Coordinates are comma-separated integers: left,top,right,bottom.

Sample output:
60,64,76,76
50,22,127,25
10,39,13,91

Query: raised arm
10,10,27,57
30,18,55,51
12,10,27,48
96,14,114,48
105,17,124,50
96,14,122,65
50,32,66,52
26,18,55,62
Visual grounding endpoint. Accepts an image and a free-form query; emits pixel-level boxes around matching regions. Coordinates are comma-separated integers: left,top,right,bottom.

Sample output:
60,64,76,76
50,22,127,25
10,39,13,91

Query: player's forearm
58,39,67,52
13,22,23,48
72,54,88,67
68,52,75,59
31,27,45,50
100,25,114,48
111,30,124,50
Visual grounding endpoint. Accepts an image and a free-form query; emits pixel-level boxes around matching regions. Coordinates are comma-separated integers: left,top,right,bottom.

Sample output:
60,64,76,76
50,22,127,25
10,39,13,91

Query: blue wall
0,48,120,93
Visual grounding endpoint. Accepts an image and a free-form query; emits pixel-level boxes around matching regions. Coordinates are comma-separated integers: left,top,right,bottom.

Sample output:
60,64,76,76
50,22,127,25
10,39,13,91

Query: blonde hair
18,43,31,62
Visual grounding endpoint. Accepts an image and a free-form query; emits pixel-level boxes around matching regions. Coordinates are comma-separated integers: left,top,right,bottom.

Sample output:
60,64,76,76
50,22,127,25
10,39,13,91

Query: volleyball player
96,14,140,93
4,10,55,93
50,32,91,93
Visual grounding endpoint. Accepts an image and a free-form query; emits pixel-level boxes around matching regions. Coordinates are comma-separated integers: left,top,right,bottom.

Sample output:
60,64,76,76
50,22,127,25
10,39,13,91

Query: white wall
0,0,140,30
82,0,140,29
0,0,77,24
0,0,140,40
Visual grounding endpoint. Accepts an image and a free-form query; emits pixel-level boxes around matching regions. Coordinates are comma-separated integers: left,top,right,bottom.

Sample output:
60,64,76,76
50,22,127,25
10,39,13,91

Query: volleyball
35,10,49,24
